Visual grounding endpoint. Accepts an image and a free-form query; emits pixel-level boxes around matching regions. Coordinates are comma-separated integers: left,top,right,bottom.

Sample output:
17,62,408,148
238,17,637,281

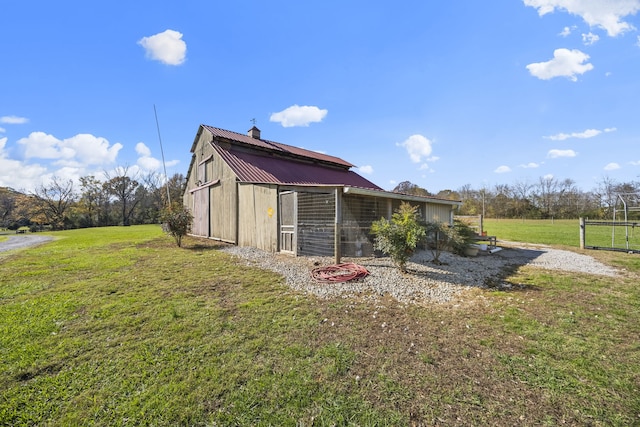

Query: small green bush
371,202,426,273
161,203,193,247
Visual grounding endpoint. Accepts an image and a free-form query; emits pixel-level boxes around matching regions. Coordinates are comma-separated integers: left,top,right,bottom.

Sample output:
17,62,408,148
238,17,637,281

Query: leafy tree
103,166,141,226
371,202,426,273
392,181,432,197
161,203,193,247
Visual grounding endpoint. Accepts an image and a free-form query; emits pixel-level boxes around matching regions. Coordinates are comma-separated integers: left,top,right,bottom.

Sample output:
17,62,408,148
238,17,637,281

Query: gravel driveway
0,234,54,253
222,242,622,305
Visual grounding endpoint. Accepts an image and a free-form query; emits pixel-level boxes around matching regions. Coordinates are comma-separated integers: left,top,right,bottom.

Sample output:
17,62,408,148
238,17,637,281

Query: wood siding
237,183,278,252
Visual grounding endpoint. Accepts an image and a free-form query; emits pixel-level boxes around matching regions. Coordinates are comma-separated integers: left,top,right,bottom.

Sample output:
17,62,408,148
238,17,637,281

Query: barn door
279,191,296,254
192,187,209,237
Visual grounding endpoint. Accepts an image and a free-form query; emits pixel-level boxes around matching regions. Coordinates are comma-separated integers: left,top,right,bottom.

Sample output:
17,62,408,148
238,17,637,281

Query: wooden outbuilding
183,124,461,260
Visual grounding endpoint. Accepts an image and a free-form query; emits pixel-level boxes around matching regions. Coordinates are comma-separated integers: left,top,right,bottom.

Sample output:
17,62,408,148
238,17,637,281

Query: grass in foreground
1,225,639,425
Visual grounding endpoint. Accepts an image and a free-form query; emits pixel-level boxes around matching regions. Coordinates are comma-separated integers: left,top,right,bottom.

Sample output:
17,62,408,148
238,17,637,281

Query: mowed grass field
484,218,640,252
1,225,640,425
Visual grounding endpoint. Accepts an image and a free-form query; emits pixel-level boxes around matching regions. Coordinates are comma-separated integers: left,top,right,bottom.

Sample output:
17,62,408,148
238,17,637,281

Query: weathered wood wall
238,183,278,252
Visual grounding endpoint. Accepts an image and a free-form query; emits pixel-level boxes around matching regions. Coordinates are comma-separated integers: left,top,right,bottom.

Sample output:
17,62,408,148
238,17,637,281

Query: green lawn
1,225,639,425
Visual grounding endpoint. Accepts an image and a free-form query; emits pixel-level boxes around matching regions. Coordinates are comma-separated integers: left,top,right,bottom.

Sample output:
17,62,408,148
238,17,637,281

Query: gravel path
221,242,621,305
0,234,54,253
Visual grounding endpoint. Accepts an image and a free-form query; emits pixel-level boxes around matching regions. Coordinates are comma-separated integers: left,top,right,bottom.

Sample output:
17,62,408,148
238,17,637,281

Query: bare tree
32,177,76,229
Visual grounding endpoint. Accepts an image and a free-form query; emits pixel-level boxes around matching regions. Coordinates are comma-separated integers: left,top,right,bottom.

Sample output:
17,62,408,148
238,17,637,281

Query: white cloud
630,160,640,166
582,32,600,45
0,127,5,133
527,48,594,81
543,173,554,180
545,127,615,140
396,134,433,163
0,136,49,191
494,165,512,173
523,0,640,37
604,162,621,171
0,115,29,124
136,141,179,171
520,162,540,168
358,165,374,175
136,142,152,157
17,132,122,165
559,25,576,36
637,35,640,46
138,29,187,66
548,149,577,158
269,105,328,127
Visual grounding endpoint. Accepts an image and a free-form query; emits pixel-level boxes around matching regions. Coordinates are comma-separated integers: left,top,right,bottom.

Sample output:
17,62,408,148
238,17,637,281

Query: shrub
449,219,478,256
161,203,193,247
371,202,426,273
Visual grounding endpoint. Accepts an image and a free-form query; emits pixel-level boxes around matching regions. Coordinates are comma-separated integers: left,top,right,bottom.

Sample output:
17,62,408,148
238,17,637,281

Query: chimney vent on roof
248,126,261,139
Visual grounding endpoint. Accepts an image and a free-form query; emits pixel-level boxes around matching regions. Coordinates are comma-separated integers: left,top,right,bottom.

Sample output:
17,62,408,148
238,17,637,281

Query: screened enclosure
279,189,456,258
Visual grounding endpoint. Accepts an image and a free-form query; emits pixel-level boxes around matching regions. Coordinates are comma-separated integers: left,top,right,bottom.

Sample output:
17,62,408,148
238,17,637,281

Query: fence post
579,217,585,249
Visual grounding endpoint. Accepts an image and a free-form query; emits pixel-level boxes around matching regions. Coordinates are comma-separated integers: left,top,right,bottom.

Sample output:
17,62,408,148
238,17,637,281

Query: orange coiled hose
311,263,370,283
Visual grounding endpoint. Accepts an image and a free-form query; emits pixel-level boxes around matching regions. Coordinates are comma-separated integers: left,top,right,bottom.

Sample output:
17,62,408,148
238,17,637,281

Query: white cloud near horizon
494,165,512,173
138,29,187,66
396,134,434,165
0,115,29,124
545,127,616,140
17,132,123,166
269,105,328,127
0,136,49,191
523,0,640,37
527,48,594,81
358,165,374,175
604,162,621,171
548,149,577,158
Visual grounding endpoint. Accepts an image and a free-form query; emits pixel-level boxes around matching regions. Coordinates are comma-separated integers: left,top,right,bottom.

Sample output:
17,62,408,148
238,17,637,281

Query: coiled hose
311,263,370,283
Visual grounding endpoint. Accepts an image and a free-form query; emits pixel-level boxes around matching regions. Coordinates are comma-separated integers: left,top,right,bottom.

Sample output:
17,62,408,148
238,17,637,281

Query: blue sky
1,1,640,193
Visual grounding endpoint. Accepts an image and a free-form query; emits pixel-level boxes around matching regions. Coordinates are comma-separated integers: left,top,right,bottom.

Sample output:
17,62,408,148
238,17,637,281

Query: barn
183,124,461,260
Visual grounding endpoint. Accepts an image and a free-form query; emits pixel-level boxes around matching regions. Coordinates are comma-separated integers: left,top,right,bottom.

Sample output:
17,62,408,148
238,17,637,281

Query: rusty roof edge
343,186,462,206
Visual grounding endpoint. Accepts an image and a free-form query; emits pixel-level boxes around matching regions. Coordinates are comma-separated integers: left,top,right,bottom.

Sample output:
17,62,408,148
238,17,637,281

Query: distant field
484,218,640,251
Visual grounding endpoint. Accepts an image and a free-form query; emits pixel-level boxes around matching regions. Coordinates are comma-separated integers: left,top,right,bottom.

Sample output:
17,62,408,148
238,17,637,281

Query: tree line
1,166,185,231
394,176,640,220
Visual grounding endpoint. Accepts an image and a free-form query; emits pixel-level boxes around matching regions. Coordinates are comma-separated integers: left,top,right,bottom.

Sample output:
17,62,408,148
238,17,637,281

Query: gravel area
221,242,621,305
0,234,54,253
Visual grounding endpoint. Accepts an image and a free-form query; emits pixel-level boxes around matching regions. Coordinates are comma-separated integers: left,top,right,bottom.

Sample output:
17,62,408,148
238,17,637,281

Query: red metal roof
214,143,383,190
202,125,354,168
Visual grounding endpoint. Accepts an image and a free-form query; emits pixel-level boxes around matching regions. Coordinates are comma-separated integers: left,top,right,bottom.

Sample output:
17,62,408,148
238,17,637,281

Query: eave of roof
343,186,462,206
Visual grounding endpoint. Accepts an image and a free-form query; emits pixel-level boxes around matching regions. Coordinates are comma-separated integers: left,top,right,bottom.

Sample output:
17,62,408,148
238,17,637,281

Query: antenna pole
154,104,171,206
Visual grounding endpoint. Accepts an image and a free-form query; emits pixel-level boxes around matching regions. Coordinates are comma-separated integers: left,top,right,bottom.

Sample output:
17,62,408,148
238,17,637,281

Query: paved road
0,234,54,253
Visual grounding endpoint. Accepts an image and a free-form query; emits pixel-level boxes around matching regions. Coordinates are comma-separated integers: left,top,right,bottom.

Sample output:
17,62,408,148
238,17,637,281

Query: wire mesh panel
583,220,640,253
341,194,386,257
297,192,335,257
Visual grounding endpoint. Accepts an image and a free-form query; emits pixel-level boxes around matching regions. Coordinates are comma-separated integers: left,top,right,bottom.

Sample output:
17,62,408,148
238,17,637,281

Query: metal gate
580,218,640,254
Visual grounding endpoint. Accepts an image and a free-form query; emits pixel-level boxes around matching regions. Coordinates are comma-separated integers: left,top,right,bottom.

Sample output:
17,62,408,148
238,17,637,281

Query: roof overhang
343,186,462,207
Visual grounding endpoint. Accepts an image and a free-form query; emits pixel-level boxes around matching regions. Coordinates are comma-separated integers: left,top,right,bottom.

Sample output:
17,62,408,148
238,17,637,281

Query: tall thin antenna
154,104,171,206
